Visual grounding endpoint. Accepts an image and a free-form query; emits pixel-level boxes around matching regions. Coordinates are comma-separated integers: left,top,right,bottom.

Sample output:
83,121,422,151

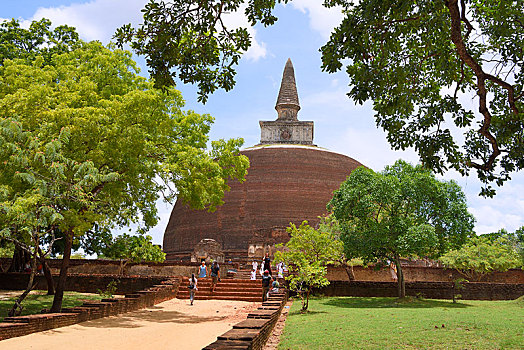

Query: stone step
177,291,262,298
177,295,261,302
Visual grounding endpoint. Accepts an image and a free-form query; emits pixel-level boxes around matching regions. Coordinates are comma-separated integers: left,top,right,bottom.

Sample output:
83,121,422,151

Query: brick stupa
163,59,364,261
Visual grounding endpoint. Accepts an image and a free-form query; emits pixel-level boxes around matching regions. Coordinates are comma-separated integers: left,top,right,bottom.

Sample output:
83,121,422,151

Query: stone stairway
176,277,263,302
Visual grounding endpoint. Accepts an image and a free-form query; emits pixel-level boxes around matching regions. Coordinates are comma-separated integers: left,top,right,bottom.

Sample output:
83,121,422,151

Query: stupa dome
162,59,365,260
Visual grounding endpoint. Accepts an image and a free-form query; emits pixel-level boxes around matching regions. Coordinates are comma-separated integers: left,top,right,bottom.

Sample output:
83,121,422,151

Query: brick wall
203,291,288,350
0,273,168,295
0,277,180,341
325,265,524,283
316,281,524,300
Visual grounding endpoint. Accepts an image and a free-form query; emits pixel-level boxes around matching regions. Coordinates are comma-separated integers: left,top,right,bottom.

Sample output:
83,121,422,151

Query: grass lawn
278,296,524,350
0,291,101,321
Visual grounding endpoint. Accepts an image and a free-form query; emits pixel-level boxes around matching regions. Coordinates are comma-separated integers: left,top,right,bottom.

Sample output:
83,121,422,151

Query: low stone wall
0,277,180,341
203,291,288,350
325,265,524,283
0,273,168,295
317,281,524,300
2,258,522,283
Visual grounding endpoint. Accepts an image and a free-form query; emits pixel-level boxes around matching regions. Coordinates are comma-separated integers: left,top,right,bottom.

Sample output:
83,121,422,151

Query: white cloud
28,0,267,61
290,0,344,39
31,0,147,43
222,5,267,61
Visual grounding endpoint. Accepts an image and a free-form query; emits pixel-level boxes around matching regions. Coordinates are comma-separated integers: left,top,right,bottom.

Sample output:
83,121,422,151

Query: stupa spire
275,58,300,121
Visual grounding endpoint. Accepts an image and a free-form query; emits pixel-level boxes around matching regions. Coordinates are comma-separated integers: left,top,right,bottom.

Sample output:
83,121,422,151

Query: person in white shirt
250,269,257,280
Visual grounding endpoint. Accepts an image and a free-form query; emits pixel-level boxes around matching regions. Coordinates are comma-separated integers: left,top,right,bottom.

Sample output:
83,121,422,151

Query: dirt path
0,298,259,350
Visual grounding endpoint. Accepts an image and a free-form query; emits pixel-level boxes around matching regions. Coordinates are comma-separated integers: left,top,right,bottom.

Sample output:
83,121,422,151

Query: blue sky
2,0,524,246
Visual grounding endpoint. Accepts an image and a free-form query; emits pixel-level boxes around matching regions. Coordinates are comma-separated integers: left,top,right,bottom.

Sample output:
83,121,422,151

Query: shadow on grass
321,297,471,309
288,310,327,317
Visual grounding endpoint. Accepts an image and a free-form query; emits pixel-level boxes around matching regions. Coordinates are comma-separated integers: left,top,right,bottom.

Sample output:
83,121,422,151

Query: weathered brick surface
0,277,180,341
316,281,524,300
163,147,364,260
0,272,168,295
204,290,288,350
326,265,524,283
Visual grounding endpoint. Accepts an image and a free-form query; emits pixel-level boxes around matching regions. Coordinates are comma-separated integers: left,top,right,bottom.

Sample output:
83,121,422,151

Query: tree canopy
328,160,475,297
0,26,249,311
440,235,521,281
120,0,524,194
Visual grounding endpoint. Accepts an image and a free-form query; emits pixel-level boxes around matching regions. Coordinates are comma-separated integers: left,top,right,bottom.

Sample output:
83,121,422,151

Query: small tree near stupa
329,160,475,298
275,221,342,312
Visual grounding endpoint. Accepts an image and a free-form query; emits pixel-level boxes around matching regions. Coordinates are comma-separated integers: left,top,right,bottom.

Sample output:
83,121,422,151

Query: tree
83,230,165,275
0,40,249,312
0,18,80,66
440,236,521,281
120,1,524,194
274,221,342,312
480,227,524,267
328,160,475,297
320,0,524,196
0,18,81,278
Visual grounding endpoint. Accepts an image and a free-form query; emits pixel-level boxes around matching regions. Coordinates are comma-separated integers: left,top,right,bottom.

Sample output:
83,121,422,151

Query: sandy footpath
0,298,259,350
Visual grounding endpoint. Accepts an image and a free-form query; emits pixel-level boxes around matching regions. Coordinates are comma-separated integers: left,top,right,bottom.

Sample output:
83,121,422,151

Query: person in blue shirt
198,261,208,278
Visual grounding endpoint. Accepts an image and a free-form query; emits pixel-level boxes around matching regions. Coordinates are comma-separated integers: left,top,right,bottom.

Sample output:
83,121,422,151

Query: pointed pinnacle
275,58,300,120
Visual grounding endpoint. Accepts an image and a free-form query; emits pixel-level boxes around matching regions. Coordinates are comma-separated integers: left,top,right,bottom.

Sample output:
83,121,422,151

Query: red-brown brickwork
203,290,288,350
316,281,524,300
163,146,364,260
0,277,180,341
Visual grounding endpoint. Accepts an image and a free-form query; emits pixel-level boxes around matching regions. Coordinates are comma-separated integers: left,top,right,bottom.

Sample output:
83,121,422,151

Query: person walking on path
262,270,272,302
210,261,220,293
189,273,198,305
252,260,258,274
198,261,208,278
263,253,272,276
250,268,257,280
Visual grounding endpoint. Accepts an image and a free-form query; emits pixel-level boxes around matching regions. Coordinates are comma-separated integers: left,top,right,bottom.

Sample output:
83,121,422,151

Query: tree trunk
394,256,405,298
8,245,30,272
38,247,54,295
42,259,55,295
343,262,355,282
304,287,311,311
50,231,73,312
8,248,37,317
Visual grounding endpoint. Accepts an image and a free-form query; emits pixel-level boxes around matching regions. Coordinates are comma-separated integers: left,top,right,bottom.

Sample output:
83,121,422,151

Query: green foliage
0,18,80,66
98,233,166,263
97,280,119,299
0,40,248,240
320,0,524,196
329,160,474,297
122,1,524,193
440,236,521,281
330,160,474,263
114,0,288,102
0,239,14,258
275,221,343,311
480,227,524,267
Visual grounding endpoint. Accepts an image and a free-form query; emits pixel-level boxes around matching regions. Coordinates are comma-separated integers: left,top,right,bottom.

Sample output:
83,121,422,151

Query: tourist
198,261,208,278
262,270,272,302
189,273,198,305
210,261,220,292
259,259,265,276
271,278,280,293
263,252,272,276
250,268,257,280
388,260,398,282
277,261,284,278
252,260,258,273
